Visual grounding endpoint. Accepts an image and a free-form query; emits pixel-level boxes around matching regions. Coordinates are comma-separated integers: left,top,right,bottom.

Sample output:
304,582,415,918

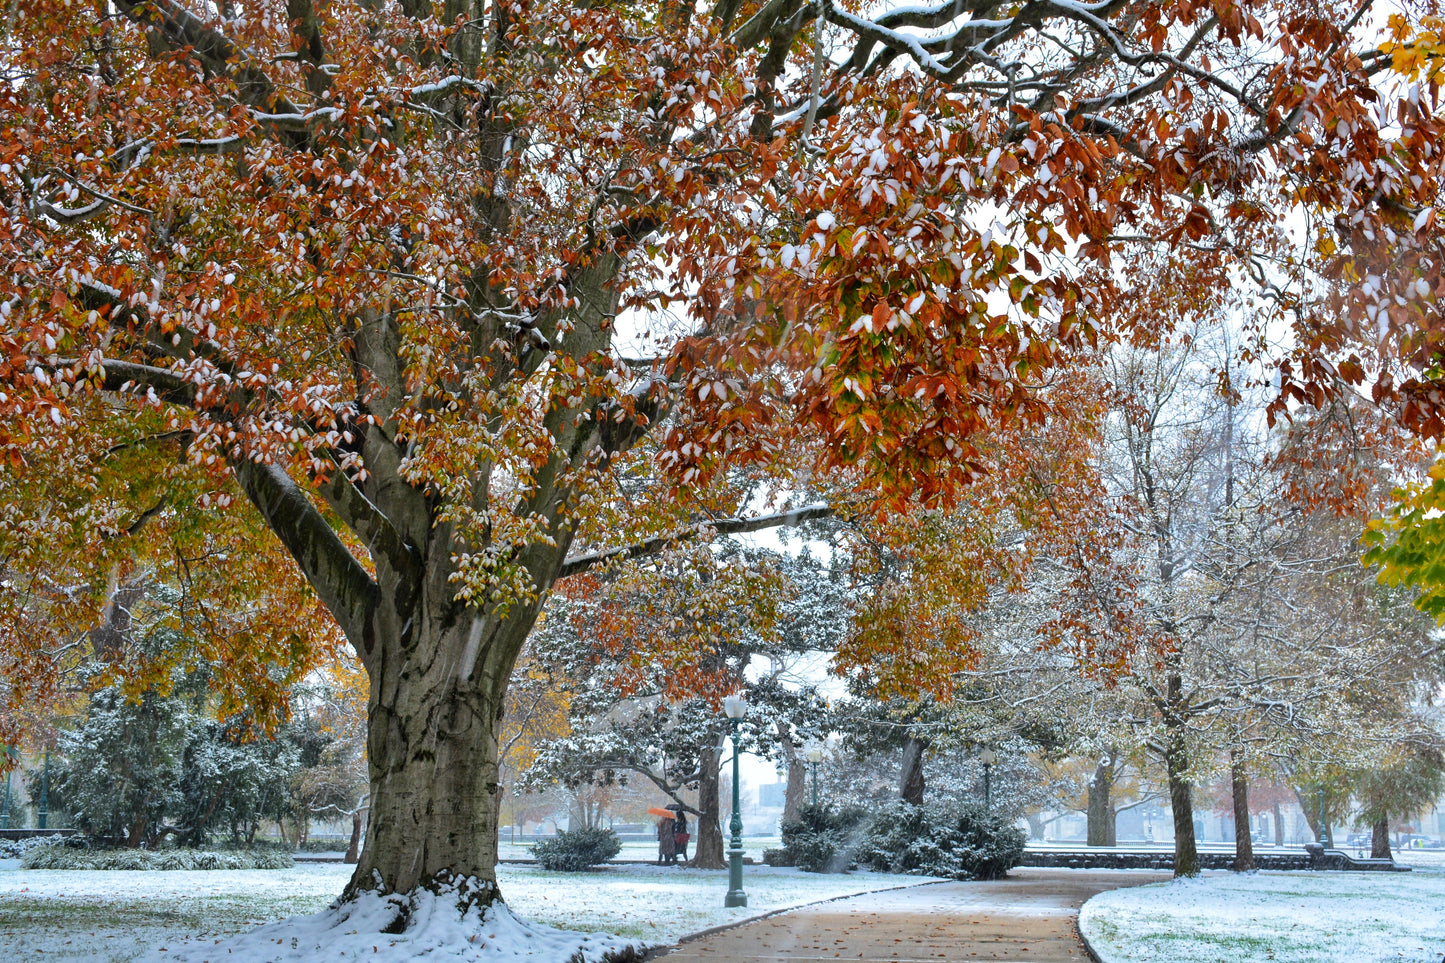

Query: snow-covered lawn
1080,868,1445,963
1396,848,1445,870
0,860,933,962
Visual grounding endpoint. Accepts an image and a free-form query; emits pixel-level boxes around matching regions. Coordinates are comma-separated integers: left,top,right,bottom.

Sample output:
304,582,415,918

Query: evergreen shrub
767,803,868,873
530,827,622,871
854,801,1024,880
22,845,294,870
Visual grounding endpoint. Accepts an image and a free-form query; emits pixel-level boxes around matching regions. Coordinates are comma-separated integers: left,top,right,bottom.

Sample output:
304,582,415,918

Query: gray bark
779,723,806,821
1231,754,1254,872
1163,675,1200,878
1372,816,1392,859
345,803,366,864
693,745,725,869
1087,754,1114,847
899,736,929,806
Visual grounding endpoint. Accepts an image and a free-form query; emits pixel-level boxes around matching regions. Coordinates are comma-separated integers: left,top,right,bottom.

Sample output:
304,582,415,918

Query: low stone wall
1302,843,1409,872
1020,846,1403,872
0,828,77,841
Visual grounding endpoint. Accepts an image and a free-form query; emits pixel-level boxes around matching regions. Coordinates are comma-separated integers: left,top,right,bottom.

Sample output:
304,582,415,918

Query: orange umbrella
646,807,675,819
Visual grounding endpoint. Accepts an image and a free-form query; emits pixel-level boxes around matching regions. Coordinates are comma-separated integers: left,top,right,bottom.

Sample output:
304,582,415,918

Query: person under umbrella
647,806,677,865
670,806,690,866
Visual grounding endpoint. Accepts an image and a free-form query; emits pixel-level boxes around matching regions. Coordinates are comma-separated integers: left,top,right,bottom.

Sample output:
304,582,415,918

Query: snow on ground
0,860,933,962
1396,848,1445,870
1079,867,1445,963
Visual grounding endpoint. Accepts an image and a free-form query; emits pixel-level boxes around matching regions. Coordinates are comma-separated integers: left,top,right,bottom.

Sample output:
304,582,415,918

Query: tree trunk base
341,869,502,928
1371,817,1392,861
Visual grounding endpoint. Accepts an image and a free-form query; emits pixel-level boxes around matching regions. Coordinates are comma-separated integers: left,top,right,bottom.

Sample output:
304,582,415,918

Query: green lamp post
38,751,49,830
806,746,823,808
1,744,18,830
979,747,997,812
1,756,11,830
723,694,747,908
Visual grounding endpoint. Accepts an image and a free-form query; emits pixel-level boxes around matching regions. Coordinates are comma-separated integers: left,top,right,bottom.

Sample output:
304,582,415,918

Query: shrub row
0,834,71,860
764,801,1025,881
530,827,622,871
22,845,295,871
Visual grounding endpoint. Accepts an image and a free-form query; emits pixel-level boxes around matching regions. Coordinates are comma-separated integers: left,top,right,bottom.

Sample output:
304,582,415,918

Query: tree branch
231,458,380,663
557,504,833,579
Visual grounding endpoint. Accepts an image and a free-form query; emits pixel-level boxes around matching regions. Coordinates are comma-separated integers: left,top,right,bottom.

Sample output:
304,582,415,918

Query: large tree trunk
1372,816,1392,859
1162,680,1200,878
779,723,806,821
1231,753,1254,872
784,756,807,820
692,744,726,869
345,801,367,864
342,598,545,911
1165,758,1199,877
1087,753,1114,847
1273,801,1283,847
899,736,929,806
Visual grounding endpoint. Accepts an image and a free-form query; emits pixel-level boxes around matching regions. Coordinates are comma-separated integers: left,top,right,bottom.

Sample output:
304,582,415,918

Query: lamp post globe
723,695,747,908
806,747,824,808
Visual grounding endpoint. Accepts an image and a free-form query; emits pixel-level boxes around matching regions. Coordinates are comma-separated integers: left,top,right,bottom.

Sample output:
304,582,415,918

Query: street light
979,748,997,812
723,695,748,908
806,747,823,808
0,744,14,830
38,751,49,830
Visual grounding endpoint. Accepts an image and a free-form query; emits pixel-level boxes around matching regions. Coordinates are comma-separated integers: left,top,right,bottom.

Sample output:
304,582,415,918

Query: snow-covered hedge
530,828,622,871
0,834,72,859
853,801,1025,880
22,845,295,870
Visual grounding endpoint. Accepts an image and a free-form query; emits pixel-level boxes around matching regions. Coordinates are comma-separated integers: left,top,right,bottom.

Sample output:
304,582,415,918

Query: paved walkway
655,867,1171,962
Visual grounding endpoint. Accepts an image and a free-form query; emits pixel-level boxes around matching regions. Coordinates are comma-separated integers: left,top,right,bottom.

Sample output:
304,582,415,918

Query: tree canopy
4,0,1445,928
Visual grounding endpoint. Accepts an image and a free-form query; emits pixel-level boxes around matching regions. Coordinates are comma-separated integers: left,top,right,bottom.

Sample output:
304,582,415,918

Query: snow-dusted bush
854,801,1024,880
22,845,294,870
530,827,621,871
0,834,73,859
768,803,868,873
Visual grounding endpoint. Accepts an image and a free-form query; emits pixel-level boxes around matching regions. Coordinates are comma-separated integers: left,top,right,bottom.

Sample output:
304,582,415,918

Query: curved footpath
651,867,1170,962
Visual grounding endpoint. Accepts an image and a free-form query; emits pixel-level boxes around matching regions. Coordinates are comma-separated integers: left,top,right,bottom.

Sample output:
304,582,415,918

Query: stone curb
1075,907,1106,963
639,878,947,961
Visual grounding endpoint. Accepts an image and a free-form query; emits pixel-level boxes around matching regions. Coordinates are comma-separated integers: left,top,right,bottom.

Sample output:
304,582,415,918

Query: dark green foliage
174,716,300,846
761,847,792,866
51,679,320,848
530,827,623,871
854,801,1025,880
1354,742,1445,829
771,803,868,873
51,685,192,847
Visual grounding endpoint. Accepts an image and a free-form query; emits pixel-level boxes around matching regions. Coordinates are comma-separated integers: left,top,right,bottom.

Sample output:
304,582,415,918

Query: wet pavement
654,867,1171,962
